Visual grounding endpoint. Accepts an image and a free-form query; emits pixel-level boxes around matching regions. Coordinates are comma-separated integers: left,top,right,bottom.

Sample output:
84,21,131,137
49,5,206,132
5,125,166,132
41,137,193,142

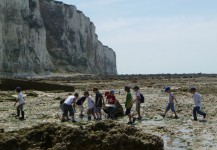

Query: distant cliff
0,0,117,76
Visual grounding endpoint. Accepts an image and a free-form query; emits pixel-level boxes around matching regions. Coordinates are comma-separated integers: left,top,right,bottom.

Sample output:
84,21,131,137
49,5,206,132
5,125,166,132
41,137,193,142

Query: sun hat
110,90,115,94
164,86,170,92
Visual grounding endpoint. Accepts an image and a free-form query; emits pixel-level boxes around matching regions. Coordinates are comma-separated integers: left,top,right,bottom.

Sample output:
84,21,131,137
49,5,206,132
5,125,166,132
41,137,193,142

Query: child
76,96,86,117
189,87,206,121
93,88,104,120
59,99,70,121
106,90,116,119
14,87,25,120
62,93,78,123
162,86,178,119
133,86,142,120
124,86,134,124
104,91,110,98
84,91,96,120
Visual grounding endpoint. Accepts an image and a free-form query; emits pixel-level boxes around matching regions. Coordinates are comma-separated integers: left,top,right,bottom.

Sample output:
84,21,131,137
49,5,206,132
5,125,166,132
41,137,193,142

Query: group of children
14,85,207,123
59,85,144,124
60,88,117,122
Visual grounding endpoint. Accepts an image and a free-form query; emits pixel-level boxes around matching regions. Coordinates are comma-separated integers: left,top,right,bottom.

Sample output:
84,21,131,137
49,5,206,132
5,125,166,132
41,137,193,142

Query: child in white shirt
133,86,142,120
14,87,25,120
84,91,96,120
190,87,206,121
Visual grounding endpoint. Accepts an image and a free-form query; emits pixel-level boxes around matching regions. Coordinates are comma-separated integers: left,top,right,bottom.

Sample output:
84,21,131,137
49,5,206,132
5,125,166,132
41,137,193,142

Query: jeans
17,103,25,111
193,106,206,120
108,107,115,118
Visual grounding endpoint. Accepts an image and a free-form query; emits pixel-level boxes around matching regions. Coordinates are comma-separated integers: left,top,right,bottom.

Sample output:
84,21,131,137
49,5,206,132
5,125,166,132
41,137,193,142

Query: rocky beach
0,0,216,149
0,74,217,149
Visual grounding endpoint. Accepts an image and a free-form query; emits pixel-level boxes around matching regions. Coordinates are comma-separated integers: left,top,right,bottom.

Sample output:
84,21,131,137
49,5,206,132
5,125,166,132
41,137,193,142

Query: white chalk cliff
0,0,117,76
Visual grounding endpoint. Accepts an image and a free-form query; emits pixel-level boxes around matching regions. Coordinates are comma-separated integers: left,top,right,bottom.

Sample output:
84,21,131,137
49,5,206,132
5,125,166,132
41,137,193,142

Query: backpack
140,93,144,103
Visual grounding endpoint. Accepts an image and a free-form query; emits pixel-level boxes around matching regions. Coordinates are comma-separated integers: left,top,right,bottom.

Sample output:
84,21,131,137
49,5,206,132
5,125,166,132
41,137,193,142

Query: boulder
103,100,124,118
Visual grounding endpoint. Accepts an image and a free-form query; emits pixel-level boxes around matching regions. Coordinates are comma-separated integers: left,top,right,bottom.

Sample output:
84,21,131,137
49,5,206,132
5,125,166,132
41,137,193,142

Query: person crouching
62,93,78,123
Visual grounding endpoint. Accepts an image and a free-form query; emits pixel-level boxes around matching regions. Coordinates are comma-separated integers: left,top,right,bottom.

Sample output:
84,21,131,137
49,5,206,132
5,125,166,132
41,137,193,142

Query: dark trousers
193,106,206,120
108,107,115,118
63,104,74,116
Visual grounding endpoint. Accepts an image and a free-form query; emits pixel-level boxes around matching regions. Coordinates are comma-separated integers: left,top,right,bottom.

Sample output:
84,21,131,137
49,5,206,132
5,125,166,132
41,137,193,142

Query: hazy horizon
61,0,217,74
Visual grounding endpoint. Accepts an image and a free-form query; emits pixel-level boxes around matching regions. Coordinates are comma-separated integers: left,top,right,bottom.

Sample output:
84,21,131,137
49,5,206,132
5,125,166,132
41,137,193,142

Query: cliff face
0,0,117,76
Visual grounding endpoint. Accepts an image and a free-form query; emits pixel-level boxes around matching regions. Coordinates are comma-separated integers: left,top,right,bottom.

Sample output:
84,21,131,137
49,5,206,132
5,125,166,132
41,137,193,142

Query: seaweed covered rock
0,121,164,150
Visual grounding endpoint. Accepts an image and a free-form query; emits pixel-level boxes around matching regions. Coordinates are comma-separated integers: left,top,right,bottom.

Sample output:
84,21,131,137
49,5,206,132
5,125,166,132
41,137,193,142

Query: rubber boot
19,111,24,120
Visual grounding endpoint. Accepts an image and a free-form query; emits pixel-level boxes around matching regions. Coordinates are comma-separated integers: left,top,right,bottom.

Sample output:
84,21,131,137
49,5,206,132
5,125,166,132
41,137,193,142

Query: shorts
125,108,131,115
17,103,25,111
63,104,74,116
95,107,102,113
136,102,141,112
78,105,84,112
166,103,175,112
88,108,94,114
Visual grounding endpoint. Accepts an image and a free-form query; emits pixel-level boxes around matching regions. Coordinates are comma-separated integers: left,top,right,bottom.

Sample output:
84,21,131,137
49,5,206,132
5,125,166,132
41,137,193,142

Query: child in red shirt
106,90,116,119
105,91,110,98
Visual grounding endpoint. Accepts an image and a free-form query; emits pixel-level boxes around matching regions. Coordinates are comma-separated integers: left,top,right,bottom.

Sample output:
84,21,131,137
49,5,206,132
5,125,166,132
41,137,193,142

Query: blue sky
61,0,217,74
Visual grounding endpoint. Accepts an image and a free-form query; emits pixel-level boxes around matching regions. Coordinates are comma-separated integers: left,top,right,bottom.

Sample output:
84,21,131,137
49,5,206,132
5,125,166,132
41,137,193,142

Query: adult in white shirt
14,87,25,120
84,91,96,120
190,87,206,121
62,93,79,123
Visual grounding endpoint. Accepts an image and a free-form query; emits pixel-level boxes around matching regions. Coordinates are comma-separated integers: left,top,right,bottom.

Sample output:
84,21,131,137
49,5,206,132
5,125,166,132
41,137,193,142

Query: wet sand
0,75,217,149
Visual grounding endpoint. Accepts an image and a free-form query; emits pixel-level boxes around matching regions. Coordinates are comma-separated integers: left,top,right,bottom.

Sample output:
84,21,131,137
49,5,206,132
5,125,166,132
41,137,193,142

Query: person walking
14,87,25,120
162,86,178,119
189,87,206,121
